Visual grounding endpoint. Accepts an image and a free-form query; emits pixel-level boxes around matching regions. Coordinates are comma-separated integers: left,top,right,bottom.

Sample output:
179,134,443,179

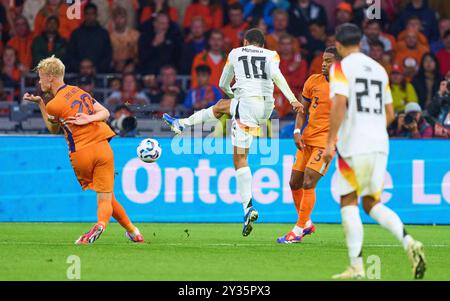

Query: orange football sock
112,195,136,234
296,188,316,228
97,198,113,228
291,188,304,212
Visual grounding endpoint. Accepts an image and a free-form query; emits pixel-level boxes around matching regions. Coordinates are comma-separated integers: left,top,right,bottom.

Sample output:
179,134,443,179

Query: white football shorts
230,96,274,149
335,152,388,200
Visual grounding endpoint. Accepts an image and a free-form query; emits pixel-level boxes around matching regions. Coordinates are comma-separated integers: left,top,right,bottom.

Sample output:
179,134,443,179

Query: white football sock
180,107,217,127
305,220,312,228
292,225,303,236
369,203,413,251
341,205,364,266
129,227,140,237
236,166,253,215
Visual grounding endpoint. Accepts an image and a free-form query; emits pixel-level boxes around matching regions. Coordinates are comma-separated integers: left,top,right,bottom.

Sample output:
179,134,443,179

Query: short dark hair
46,15,60,26
407,15,421,23
244,28,265,46
114,104,133,114
195,64,212,75
369,39,385,50
366,19,381,28
84,3,98,14
160,64,177,73
336,23,362,46
228,2,243,12
324,46,341,60
308,19,326,28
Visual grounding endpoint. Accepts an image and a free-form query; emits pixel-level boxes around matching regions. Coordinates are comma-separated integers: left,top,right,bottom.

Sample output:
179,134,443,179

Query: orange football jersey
301,74,331,148
46,85,115,153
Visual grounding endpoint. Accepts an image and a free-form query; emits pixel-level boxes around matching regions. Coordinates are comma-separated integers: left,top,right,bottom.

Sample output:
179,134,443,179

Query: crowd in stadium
0,0,448,138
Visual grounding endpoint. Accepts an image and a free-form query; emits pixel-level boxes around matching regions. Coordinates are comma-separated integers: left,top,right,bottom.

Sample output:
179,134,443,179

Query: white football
137,138,162,163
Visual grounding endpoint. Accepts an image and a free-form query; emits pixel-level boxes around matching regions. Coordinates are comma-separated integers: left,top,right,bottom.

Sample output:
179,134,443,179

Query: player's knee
214,99,229,115
289,177,302,191
302,177,316,190
233,154,247,169
97,192,113,202
362,197,378,214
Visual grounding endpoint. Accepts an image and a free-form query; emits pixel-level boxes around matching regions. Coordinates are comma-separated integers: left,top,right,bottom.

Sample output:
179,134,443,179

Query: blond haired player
23,56,144,244
325,24,426,279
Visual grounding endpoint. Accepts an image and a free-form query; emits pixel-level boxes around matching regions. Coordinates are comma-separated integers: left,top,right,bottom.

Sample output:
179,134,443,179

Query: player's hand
294,132,305,151
23,93,43,104
66,113,93,125
324,143,334,164
291,101,304,114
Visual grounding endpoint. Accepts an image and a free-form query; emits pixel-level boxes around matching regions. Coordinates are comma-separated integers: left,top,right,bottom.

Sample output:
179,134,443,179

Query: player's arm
218,54,235,99
385,103,395,127
293,96,311,150
270,53,303,113
385,83,395,127
66,100,110,125
23,93,60,134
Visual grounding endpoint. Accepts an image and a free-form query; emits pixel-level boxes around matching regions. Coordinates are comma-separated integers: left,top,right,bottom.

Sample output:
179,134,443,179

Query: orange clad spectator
222,3,248,52
191,30,226,88
274,34,308,118
33,0,82,41
395,30,429,80
91,0,137,31
109,6,140,73
7,16,33,70
139,0,178,24
184,0,223,32
266,9,300,53
397,16,429,51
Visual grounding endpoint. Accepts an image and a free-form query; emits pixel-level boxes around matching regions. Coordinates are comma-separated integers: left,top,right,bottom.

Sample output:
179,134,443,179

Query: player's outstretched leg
234,146,258,236
163,99,231,134
362,197,426,279
111,194,144,243
162,113,186,134
332,191,365,279
75,192,113,244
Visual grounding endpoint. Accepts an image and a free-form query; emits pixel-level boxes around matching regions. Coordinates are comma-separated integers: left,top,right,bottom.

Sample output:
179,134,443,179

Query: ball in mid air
137,138,162,163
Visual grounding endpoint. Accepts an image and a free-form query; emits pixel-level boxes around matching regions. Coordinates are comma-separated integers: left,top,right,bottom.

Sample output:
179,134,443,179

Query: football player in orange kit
23,56,144,244
277,47,340,243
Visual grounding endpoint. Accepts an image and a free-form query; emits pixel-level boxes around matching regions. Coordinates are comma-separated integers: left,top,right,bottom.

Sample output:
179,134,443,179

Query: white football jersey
329,52,393,157
223,45,280,99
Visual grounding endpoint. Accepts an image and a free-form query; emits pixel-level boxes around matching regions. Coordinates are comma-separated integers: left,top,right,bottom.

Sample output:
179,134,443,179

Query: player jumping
163,28,303,236
23,56,144,244
324,24,426,279
277,47,340,244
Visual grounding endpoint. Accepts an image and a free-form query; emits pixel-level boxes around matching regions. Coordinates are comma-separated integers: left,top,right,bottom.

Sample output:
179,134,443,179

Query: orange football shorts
69,140,115,193
292,144,332,176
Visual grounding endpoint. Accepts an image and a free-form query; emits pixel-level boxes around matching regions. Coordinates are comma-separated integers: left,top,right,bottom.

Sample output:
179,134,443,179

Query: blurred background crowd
0,0,448,138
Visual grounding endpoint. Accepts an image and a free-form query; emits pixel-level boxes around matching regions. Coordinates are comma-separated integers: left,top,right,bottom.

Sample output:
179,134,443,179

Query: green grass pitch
0,223,449,281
